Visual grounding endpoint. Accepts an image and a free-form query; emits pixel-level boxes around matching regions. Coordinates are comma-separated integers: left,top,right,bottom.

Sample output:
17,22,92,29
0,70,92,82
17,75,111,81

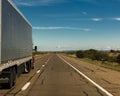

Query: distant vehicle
0,0,34,88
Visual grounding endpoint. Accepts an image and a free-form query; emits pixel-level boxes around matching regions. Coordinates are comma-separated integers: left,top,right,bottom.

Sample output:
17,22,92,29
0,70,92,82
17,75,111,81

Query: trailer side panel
1,0,32,63
0,0,2,64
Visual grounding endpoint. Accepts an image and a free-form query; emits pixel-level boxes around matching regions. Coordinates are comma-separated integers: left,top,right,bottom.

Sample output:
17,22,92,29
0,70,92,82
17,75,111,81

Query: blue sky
13,0,120,51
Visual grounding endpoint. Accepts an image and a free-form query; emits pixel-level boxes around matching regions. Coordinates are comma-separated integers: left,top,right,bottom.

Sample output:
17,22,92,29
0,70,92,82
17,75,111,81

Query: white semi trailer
0,0,34,88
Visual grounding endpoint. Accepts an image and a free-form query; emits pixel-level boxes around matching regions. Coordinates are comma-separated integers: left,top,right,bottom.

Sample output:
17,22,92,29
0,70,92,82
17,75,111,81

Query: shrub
76,51,84,58
116,54,120,64
91,52,108,61
83,49,97,59
107,56,116,62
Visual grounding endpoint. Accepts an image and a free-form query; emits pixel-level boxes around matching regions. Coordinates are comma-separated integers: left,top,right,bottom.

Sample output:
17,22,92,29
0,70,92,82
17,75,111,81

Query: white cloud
33,26,91,31
56,45,72,49
113,17,120,21
82,12,88,15
91,18,102,21
17,2,33,6
33,27,63,30
104,46,112,50
56,45,61,49
13,0,96,6
13,0,68,6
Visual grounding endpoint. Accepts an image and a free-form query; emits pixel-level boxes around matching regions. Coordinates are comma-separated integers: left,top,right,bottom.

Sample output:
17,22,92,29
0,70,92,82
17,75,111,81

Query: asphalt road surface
26,54,107,96
0,53,115,96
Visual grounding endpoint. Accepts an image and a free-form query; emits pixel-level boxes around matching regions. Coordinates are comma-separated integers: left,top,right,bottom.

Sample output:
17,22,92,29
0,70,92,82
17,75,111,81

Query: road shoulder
60,54,120,96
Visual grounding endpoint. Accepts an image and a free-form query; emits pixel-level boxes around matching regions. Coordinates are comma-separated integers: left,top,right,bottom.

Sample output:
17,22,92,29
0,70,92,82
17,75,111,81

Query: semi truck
0,0,34,88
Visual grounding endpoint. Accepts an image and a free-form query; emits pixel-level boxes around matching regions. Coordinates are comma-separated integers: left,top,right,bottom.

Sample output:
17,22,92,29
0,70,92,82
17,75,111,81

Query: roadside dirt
61,54,120,96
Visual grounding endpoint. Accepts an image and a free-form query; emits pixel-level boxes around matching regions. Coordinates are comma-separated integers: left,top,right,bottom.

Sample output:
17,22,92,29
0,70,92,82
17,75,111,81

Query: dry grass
66,54,120,72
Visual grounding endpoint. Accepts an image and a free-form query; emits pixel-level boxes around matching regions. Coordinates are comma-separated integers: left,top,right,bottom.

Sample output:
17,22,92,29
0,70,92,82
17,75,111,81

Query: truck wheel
8,68,16,88
26,61,31,73
13,68,16,86
8,72,13,88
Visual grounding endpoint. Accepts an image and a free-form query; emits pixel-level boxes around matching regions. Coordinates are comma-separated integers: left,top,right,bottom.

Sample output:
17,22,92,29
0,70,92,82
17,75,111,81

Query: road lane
27,54,107,96
0,54,51,96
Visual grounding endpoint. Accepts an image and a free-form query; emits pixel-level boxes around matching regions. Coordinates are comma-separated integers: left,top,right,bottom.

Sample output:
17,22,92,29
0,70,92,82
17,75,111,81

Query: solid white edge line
58,55,113,96
21,82,31,91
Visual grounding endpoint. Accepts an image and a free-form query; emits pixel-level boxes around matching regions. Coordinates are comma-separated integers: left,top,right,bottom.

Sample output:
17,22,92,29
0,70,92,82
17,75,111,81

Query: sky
13,0,120,51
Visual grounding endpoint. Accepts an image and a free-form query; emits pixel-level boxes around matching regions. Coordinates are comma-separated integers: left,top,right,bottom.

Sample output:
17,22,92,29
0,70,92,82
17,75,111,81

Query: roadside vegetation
66,49,120,71
33,51,47,57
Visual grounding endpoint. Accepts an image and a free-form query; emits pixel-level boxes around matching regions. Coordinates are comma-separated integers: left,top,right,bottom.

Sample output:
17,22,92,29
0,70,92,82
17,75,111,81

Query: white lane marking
42,65,45,67
45,58,50,64
21,82,31,91
58,55,113,96
21,56,51,91
37,70,41,74
36,57,51,74
44,56,51,65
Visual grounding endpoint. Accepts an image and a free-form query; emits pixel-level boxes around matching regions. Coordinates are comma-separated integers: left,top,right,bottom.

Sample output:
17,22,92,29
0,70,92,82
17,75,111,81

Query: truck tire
26,61,31,73
8,68,16,88
8,72,13,88
13,68,17,86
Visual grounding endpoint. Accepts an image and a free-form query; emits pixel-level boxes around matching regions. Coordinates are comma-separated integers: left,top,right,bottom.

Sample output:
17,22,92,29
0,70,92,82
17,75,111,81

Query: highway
27,54,108,96
1,53,120,96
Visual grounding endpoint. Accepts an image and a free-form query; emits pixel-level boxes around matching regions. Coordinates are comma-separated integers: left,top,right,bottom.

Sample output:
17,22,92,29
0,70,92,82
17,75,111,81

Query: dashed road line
21,82,31,91
45,57,51,64
21,56,51,92
42,65,45,67
36,70,41,74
